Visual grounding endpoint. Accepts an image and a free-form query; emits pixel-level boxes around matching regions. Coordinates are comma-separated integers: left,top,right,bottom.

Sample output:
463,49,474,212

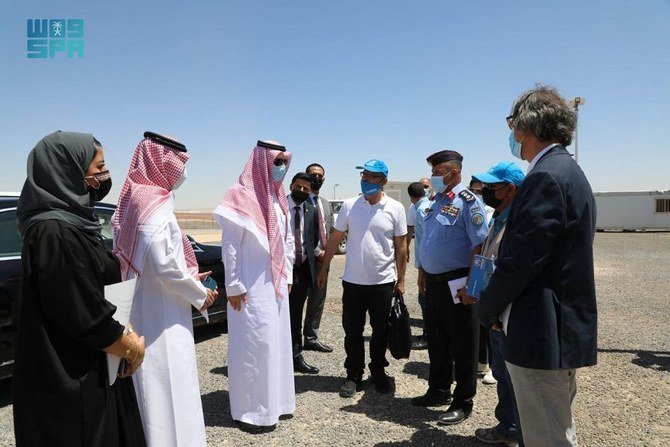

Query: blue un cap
358,159,389,177
473,161,525,187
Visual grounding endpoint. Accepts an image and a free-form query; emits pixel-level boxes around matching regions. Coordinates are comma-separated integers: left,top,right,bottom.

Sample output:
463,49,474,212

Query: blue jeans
489,328,523,444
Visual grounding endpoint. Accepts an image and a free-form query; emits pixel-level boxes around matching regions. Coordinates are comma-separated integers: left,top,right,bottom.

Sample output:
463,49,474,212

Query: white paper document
104,277,137,385
501,303,512,335
448,276,468,304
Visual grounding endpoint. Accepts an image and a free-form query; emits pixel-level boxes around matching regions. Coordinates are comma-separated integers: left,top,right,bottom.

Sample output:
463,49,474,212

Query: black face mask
86,171,112,202
291,189,310,204
310,176,324,192
481,185,503,209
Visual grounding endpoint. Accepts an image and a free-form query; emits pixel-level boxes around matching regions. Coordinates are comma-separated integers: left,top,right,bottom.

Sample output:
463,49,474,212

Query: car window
95,207,115,241
0,209,22,257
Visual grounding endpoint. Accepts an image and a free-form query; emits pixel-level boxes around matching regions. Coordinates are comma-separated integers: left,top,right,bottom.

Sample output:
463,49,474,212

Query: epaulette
459,190,476,203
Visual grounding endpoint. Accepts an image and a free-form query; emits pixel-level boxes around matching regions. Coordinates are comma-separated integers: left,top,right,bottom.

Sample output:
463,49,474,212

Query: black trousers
341,280,394,379
425,268,479,410
289,262,313,355
304,265,327,341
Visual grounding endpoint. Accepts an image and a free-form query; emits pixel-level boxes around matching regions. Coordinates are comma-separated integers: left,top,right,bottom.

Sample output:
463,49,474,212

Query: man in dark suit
303,163,335,353
479,86,597,447
287,172,320,374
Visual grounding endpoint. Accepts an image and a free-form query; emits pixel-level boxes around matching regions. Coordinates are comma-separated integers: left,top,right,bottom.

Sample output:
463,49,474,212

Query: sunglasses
273,158,287,166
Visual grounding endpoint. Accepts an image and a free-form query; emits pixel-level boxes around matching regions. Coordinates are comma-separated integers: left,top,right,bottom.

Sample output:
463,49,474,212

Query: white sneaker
482,370,497,385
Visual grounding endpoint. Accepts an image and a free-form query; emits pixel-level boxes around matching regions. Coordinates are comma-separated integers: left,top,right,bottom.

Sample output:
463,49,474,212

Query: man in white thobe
112,133,216,447
213,140,296,434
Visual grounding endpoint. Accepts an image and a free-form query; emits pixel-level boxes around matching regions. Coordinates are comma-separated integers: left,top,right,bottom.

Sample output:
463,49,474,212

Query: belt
424,267,469,284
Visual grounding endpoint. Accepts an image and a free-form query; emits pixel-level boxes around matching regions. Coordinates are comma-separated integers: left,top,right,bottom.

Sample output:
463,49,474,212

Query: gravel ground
1,233,669,446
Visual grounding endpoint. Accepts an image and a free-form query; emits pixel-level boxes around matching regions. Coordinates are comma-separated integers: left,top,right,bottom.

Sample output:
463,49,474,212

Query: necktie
313,196,327,248
294,205,302,267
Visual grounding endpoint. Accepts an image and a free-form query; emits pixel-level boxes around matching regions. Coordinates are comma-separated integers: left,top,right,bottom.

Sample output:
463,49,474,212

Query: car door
0,206,23,378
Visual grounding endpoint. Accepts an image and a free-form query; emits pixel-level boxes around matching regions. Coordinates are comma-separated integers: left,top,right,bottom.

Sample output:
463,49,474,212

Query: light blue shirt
413,196,431,269
419,183,489,274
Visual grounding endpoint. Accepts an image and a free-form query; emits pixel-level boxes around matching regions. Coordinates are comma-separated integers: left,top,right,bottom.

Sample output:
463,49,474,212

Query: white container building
594,190,670,231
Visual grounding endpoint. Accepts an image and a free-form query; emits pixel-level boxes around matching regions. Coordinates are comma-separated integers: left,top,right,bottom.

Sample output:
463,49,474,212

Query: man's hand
199,288,218,311
197,270,212,281
458,288,477,305
394,279,405,296
228,293,248,311
288,284,292,294
491,322,503,332
418,268,426,294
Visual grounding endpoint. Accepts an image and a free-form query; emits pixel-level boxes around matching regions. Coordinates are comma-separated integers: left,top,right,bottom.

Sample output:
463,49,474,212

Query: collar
416,196,430,208
363,192,387,206
493,205,511,225
439,183,464,201
527,143,560,173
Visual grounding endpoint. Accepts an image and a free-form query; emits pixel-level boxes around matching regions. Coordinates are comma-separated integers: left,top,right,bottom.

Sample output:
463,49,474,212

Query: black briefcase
387,291,412,360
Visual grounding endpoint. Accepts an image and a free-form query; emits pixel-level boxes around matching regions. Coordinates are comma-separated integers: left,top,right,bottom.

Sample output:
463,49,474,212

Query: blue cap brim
473,172,503,184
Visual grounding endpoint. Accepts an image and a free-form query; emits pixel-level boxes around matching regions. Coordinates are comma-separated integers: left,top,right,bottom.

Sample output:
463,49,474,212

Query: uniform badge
441,205,460,217
471,213,484,226
459,190,475,203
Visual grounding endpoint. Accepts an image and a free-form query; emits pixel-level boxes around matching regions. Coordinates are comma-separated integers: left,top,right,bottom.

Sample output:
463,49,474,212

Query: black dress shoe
303,340,333,353
235,420,264,434
370,370,392,394
411,390,453,407
293,356,319,374
411,338,428,350
437,407,471,426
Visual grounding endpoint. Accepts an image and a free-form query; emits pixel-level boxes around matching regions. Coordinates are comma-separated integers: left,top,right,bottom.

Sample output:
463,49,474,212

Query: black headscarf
17,131,102,238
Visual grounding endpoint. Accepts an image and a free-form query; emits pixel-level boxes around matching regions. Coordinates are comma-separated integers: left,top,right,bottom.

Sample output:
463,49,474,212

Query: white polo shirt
334,193,407,285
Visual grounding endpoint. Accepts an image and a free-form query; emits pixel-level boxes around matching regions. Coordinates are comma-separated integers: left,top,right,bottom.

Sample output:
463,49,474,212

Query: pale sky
2,0,668,209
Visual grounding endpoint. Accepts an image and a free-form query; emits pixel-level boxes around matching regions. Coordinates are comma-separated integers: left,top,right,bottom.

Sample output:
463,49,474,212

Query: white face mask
173,168,187,190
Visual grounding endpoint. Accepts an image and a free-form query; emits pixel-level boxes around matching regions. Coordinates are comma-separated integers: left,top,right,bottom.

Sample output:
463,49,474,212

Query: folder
466,255,495,301
104,277,137,385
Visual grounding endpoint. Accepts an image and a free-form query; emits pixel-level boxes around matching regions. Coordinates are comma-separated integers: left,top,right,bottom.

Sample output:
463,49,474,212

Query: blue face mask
509,131,523,159
271,164,287,182
360,180,383,196
430,175,447,195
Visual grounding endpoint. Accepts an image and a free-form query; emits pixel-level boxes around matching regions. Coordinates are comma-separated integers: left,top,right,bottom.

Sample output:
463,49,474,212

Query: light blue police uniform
419,183,489,275
413,196,432,269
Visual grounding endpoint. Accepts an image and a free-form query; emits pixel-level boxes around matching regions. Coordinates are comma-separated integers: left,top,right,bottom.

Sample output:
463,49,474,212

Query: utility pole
569,97,585,163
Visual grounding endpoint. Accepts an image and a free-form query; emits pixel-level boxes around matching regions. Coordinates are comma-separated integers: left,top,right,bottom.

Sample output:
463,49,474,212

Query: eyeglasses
360,171,385,183
484,183,507,191
292,185,311,192
506,114,515,129
273,158,287,166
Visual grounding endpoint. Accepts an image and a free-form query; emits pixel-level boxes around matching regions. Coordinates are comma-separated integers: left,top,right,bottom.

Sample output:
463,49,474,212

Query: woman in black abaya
13,131,147,446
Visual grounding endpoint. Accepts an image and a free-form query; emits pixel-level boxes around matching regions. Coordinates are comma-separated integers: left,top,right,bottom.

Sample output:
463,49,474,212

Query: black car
0,193,226,380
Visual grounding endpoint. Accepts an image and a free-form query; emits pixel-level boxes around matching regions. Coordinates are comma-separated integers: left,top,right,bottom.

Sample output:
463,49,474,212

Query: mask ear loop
85,175,101,189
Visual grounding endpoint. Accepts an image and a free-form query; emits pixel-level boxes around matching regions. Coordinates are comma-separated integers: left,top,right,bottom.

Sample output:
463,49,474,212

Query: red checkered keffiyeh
216,143,292,300
111,136,198,279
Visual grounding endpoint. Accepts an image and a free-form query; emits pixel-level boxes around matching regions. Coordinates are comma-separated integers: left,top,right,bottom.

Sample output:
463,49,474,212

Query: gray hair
509,85,576,147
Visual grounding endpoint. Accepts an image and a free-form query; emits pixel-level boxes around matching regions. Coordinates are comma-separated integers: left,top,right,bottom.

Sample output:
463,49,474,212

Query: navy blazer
479,146,597,370
289,198,318,285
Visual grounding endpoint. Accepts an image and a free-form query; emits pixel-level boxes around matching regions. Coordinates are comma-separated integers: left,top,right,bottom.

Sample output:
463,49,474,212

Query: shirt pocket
436,212,458,226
